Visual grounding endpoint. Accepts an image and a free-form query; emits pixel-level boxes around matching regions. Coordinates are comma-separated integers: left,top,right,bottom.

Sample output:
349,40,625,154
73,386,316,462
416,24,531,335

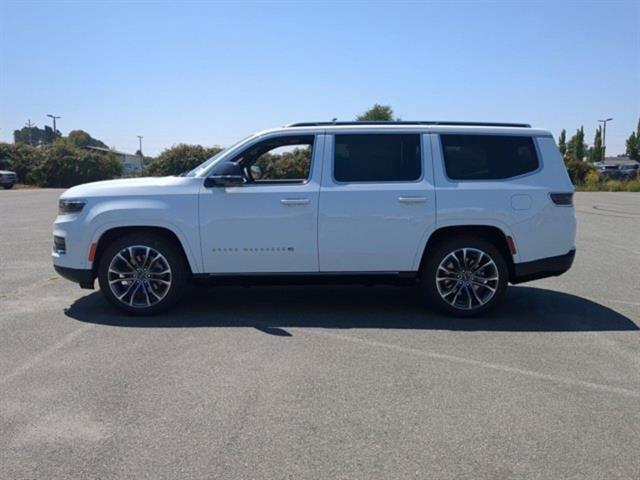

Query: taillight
550,192,573,206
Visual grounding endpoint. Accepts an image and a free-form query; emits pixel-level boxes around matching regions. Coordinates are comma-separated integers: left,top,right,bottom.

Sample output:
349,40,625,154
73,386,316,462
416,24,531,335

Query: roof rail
286,121,531,128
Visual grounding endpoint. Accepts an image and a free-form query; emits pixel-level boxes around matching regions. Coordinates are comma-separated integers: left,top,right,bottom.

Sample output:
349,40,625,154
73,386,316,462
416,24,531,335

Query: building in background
86,146,148,173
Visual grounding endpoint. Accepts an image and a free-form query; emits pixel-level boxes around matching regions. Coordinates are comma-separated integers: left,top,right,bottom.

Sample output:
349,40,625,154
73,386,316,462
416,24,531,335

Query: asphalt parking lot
1,189,639,479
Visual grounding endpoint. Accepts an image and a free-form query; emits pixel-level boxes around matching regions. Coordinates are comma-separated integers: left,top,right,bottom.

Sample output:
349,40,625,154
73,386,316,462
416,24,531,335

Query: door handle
280,198,310,206
398,196,426,204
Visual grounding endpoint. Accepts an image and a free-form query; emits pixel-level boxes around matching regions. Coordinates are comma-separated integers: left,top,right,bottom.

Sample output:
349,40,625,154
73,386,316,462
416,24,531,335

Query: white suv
53,121,576,316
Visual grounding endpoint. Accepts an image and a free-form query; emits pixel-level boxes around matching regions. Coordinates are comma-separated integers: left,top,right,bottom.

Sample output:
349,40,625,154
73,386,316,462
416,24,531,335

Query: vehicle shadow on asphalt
64,285,639,333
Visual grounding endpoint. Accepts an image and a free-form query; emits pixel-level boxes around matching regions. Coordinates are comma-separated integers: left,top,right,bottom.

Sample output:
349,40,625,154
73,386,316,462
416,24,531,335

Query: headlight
58,199,86,214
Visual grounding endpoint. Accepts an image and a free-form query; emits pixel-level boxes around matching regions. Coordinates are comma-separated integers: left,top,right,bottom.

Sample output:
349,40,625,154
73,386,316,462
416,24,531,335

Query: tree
66,130,108,149
0,142,41,183
589,126,603,162
256,147,311,180
31,142,121,187
563,156,593,185
558,129,567,156
625,118,640,161
146,144,223,176
567,126,586,161
563,126,593,184
0,141,121,186
356,104,397,121
14,124,60,146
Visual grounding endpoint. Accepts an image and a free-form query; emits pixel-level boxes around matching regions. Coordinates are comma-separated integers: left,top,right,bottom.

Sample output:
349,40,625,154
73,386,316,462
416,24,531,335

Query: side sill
192,271,418,286
511,249,576,284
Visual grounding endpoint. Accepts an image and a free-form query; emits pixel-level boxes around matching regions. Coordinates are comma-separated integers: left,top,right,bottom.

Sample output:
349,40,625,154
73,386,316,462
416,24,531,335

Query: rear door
318,131,436,272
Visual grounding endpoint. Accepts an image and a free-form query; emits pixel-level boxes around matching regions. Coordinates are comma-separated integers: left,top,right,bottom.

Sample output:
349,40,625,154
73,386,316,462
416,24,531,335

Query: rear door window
334,134,421,182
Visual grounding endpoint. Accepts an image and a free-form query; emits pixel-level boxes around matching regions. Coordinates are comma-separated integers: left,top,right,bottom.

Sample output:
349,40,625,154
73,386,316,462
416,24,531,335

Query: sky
1,0,639,156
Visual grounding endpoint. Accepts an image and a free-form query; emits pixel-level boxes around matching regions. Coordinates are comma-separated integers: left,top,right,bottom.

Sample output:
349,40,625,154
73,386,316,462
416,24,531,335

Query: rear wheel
422,236,508,317
97,233,188,315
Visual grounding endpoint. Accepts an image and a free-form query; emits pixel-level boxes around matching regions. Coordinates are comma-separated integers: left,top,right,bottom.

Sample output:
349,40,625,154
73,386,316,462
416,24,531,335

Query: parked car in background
596,164,624,181
596,162,639,181
618,163,639,180
0,170,17,189
52,121,576,317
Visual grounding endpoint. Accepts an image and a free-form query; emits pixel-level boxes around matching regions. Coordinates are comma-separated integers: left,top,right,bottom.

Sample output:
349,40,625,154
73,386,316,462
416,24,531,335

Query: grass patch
576,178,640,192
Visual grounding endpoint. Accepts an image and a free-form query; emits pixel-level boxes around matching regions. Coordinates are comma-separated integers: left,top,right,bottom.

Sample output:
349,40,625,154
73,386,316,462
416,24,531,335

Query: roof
86,146,140,157
602,156,638,166
287,121,531,128
255,122,551,138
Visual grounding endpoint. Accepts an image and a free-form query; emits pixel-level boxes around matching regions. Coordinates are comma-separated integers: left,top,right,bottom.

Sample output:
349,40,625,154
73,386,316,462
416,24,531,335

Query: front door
319,132,436,272
199,133,324,273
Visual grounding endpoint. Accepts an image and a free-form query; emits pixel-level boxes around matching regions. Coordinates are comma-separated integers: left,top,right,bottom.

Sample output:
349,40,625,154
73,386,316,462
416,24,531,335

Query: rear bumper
54,265,95,289
511,249,575,284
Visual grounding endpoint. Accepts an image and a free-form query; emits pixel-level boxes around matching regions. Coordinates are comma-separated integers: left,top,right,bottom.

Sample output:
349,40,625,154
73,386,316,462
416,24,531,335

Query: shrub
564,155,593,185
584,169,600,188
256,147,311,180
146,144,223,176
602,179,640,192
32,143,122,188
0,142,42,183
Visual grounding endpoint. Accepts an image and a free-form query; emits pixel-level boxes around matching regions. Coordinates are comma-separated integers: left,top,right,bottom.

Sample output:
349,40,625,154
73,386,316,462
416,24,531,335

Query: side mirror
204,175,245,188
205,162,245,188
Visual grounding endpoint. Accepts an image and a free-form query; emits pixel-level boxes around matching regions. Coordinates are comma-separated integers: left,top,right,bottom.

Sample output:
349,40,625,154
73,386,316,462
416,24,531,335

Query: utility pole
25,119,35,146
47,114,61,136
598,118,613,163
137,136,144,167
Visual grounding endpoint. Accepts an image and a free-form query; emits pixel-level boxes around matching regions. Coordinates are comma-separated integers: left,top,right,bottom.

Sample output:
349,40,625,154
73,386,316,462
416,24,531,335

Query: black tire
3,184,14,190
97,233,188,315
422,235,508,317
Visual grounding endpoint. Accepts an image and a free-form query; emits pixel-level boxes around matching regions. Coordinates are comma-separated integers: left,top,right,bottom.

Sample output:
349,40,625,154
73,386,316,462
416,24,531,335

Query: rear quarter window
440,134,539,180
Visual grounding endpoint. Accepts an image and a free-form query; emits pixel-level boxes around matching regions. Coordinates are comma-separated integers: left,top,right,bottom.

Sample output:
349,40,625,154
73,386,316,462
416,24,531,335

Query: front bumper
511,249,576,284
53,265,95,289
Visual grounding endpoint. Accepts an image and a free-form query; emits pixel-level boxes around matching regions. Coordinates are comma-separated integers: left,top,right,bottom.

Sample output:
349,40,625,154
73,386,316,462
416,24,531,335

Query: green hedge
0,141,122,188
145,144,222,176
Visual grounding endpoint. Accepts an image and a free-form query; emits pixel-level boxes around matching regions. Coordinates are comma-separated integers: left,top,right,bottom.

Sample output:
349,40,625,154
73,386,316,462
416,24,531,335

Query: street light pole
46,114,61,136
598,118,613,163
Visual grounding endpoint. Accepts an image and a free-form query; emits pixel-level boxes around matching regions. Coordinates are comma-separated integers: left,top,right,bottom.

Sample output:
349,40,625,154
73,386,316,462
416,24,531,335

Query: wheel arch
91,225,197,277
418,225,516,280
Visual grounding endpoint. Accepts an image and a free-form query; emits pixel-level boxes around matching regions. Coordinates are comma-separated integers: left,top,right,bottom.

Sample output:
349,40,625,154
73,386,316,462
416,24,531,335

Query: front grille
53,236,66,254
1,173,16,182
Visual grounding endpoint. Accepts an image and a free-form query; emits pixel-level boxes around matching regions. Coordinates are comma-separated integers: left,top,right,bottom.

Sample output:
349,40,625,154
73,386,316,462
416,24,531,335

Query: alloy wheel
107,245,172,308
435,247,499,311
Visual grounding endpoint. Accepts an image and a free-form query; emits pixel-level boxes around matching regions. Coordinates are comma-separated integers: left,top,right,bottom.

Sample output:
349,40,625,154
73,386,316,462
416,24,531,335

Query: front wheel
3,184,14,190
97,233,188,315
422,236,508,317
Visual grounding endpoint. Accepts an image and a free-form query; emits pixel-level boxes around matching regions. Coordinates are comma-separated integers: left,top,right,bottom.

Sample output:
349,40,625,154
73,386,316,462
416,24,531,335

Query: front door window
226,135,314,184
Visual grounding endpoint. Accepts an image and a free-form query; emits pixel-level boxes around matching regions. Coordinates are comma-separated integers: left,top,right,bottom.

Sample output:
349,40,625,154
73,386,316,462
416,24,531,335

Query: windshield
185,135,255,177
